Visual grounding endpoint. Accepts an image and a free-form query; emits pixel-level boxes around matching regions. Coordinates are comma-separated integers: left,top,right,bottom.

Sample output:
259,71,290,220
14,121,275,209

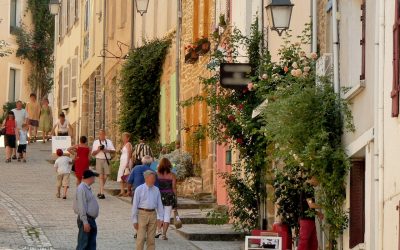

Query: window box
195,40,211,56
184,48,199,64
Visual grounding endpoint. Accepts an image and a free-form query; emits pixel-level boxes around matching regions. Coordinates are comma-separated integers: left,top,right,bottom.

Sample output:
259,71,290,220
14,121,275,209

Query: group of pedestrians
65,131,179,250
1,93,75,163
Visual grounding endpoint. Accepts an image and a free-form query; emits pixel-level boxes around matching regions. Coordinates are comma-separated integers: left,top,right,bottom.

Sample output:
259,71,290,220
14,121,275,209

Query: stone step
176,224,244,241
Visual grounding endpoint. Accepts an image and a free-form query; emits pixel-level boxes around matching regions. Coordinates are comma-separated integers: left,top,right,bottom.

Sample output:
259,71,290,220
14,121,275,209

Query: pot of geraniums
195,37,211,56
184,44,199,64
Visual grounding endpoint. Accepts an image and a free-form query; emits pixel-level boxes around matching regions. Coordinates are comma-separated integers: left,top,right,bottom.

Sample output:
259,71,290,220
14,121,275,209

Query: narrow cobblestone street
0,142,242,250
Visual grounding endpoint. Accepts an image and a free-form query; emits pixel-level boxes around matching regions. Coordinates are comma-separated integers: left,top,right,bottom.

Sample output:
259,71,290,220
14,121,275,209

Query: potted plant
184,44,199,64
195,37,211,56
219,14,227,28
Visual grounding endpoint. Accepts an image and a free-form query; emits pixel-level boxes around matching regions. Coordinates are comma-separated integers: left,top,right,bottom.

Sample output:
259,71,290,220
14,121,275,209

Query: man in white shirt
91,129,115,199
12,101,27,160
132,170,164,250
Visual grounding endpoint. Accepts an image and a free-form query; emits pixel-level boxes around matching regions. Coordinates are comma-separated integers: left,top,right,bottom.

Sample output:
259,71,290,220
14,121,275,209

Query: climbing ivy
14,0,54,97
119,38,171,142
0,40,12,57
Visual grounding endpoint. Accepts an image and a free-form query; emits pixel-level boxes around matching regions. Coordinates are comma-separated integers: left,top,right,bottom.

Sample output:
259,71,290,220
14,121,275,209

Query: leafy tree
119,38,171,142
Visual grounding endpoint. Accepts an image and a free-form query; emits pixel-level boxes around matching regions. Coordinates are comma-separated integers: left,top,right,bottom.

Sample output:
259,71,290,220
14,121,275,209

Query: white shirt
92,139,115,159
56,120,70,133
12,108,27,129
131,183,164,224
54,156,72,174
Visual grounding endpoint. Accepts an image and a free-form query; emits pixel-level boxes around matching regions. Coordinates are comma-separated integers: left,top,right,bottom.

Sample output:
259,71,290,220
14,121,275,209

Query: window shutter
70,57,78,101
360,2,366,80
349,160,365,248
392,0,400,117
63,0,67,36
62,65,70,109
69,0,75,28
75,0,79,21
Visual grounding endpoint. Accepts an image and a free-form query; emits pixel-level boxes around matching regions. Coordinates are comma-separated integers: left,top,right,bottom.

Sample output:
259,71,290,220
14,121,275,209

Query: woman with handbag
67,136,90,186
117,132,132,196
156,158,177,240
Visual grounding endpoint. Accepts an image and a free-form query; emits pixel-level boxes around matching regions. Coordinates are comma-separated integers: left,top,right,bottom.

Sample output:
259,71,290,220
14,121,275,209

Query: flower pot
184,49,199,64
196,41,211,56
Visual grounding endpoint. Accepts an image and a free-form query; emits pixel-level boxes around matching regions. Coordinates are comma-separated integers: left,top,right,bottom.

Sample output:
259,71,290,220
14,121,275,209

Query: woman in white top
51,112,73,136
117,132,133,196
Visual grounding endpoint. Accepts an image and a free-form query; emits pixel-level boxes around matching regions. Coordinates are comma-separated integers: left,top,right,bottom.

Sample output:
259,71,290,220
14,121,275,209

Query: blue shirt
127,164,158,189
19,130,28,145
131,183,164,223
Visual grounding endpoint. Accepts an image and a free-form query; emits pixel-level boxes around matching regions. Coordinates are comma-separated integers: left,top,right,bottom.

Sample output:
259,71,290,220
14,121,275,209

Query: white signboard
52,136,72,154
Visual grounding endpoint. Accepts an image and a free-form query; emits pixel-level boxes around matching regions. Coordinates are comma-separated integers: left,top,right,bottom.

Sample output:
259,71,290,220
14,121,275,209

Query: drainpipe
176,0,182,144
312,0,317,52
131,1,135,48
377,0,385,248
332,0,339,94
102,0,107,130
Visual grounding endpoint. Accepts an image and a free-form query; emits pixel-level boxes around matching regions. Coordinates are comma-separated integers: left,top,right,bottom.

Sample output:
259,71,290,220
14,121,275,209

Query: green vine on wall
0,40,12,57
119,38,171,142
14,0,54,97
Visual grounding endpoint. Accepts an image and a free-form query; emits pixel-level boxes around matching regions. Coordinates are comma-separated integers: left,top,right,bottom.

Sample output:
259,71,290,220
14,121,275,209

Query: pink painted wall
215,144,232,206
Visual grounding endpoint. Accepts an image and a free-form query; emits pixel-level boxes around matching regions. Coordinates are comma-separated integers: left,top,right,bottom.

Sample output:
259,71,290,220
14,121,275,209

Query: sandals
5,159,11,163
160,235,168,240
56,193,61,198
155,232,162,238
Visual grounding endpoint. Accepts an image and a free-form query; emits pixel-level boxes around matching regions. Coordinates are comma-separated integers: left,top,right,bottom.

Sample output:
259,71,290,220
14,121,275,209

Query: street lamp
48,0,61,15
265,0,294,36
135,0,150,16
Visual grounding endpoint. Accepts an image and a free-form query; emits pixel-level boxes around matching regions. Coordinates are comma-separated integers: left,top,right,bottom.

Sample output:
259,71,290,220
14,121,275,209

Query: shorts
56,173,70,188
95,159,110,175
57,132,69,136
162,205,173,223
28,119,39,127
17,144,27,153
4,135,16,148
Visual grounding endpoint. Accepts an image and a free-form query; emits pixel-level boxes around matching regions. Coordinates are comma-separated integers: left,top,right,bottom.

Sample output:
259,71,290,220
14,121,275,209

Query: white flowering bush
162,150,193,181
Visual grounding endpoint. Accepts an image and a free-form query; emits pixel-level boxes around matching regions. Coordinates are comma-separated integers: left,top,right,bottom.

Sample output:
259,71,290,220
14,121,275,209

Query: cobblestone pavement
0,141,242,250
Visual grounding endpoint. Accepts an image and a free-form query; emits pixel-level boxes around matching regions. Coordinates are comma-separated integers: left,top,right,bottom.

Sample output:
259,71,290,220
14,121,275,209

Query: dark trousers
298,219,318,250
77,217,97,250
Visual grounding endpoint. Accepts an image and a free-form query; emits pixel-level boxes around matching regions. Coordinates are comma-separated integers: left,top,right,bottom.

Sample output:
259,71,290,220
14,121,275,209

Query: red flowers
236,138,244,144
228,115,236,121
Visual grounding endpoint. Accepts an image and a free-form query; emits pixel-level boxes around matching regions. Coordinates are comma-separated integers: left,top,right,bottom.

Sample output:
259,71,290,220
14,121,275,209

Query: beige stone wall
317,0,330,54
0,0,33,109
181,0,215,193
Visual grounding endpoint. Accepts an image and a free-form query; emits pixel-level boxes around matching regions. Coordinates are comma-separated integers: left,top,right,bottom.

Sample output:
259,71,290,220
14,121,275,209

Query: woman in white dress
117,132,133,196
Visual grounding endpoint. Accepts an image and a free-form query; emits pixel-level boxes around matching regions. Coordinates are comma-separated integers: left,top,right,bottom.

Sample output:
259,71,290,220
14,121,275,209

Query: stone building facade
180,0,215,193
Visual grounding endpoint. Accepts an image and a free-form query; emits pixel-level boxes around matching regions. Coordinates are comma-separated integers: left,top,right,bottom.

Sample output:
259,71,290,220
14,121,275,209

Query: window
58,2,63,41
62,65,70,109
83,0,90,61
360,1,366,80
349,160,365,248
75,0,79,22
10,0,17,32
392,0,400,117
70,56,78,101
61,0,67,37
193,0,199,40
69,0,75,29
203,0,210,37
8,68,20,102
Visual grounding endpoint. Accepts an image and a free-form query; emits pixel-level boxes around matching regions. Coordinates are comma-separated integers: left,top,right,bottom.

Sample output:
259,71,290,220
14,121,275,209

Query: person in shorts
17,123,29,163
54,149,72,199
91,129,115,199
26,93,41,142
2,111,17,163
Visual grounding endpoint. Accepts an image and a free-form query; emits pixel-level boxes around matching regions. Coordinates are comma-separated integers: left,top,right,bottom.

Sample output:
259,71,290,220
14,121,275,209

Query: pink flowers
291,69,303,77
247,82,254,91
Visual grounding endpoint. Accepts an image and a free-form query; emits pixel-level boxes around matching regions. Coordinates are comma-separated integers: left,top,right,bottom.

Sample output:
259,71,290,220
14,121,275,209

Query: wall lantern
135,0,150,16
265,0,294,36
48,0,61,15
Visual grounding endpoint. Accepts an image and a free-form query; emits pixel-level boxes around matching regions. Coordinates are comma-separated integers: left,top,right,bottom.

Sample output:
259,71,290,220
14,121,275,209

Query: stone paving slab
0,142,244,250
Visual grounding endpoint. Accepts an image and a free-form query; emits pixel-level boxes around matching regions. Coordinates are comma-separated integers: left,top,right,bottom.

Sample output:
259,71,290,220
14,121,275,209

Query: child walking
17,124,29,162
67,136,90,186
54,149,72,199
